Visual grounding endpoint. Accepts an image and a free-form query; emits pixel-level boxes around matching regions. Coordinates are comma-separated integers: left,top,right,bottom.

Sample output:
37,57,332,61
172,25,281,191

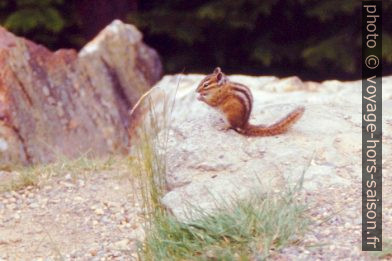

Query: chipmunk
196,67,305,136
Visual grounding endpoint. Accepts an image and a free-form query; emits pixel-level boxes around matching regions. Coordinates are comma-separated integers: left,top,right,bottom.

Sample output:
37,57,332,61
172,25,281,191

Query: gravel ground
0,171,144,260
273,147,392,261
0,169,390,260
272,179,391,261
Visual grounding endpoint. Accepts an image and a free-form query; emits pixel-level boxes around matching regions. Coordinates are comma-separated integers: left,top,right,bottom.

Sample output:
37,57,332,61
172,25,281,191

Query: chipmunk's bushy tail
238,106,305,136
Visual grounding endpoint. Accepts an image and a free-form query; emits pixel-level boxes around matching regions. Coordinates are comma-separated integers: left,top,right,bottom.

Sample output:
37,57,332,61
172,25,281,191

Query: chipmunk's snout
196,92,206,101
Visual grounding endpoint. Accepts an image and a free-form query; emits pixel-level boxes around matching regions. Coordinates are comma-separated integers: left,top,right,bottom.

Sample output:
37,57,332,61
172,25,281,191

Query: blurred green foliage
129,0,392,79
4,0,64,33
0,0,391,80
0,0,82,48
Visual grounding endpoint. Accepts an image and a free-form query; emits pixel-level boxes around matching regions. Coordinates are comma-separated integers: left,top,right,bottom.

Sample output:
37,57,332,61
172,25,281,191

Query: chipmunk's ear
213,67,221,74
216,71,225,85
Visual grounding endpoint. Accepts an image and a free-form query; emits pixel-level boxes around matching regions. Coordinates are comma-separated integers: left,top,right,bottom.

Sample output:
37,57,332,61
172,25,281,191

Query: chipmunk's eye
203,83,209,87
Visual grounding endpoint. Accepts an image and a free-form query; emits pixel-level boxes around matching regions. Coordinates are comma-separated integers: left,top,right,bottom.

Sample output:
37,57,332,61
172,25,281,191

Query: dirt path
274,179,391,260
0,170,144,260
0,168,390,260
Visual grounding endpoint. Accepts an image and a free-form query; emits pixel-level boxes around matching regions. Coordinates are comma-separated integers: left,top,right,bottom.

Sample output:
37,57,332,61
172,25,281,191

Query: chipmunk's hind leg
226,109,248,131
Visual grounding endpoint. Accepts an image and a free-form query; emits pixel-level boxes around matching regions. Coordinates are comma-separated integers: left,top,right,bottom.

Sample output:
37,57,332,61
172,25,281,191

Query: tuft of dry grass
0,155,130,192
140,192,309,261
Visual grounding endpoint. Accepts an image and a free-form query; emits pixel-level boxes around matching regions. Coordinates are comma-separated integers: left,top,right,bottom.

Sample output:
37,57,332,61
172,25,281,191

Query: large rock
130,74,392,220
0,20,162,166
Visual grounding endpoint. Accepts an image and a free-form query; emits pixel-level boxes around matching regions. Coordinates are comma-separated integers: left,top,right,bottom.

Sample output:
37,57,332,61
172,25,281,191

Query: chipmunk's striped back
228,82,253,123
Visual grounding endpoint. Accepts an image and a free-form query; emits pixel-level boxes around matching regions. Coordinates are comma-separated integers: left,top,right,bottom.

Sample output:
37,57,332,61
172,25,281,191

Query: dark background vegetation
0,0,391,81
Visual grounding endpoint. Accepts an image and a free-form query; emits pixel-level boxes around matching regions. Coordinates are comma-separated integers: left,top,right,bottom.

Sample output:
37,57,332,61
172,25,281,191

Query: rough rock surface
130,74,392,220
0,20,162,166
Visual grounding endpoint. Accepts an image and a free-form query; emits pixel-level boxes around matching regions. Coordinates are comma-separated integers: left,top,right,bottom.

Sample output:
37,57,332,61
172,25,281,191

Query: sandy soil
0,168,390,260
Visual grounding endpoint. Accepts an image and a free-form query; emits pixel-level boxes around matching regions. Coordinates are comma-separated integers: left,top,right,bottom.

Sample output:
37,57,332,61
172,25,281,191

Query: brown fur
196,67,304,136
